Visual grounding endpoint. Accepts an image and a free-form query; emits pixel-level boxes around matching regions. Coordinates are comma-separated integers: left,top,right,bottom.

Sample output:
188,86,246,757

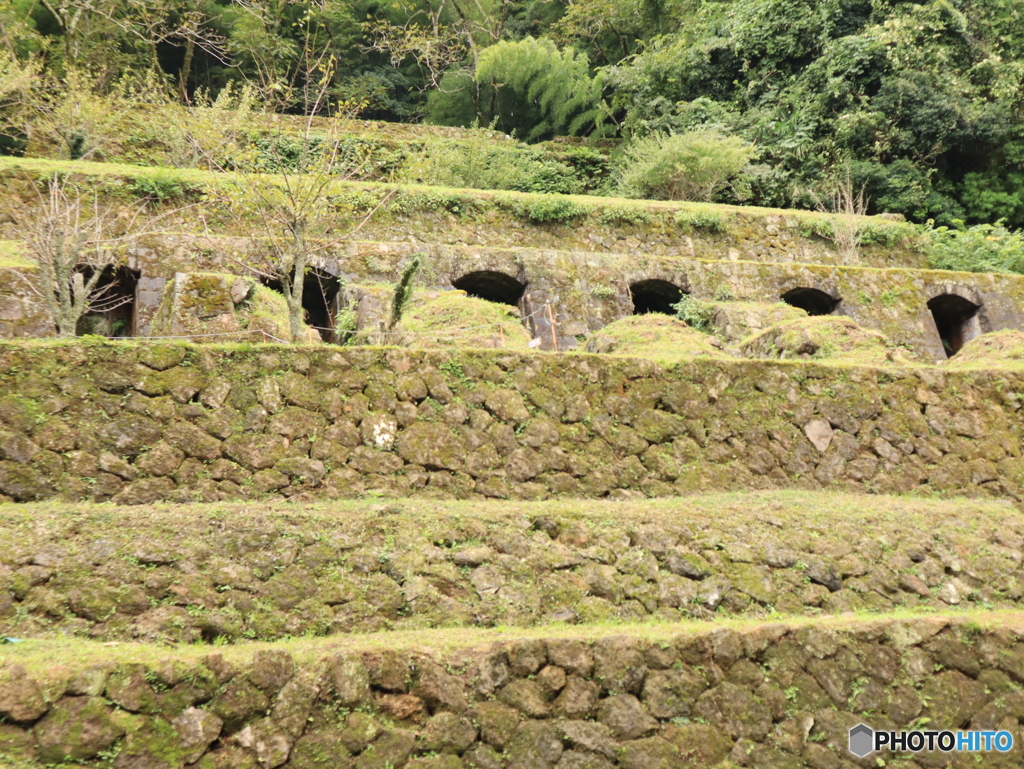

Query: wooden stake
547,303,558,351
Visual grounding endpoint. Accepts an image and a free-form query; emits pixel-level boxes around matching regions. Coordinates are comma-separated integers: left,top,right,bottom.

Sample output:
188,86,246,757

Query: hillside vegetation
1,1,1023,250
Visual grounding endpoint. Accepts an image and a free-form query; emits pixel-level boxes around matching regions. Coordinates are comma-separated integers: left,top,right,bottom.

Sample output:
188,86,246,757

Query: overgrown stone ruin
2,143,1024,769
3,161,1023,361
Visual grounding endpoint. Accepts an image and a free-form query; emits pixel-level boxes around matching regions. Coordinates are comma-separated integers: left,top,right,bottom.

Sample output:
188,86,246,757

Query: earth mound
398,291,533,350
585,314,727,361
739,315,909,365
945,329,1024,368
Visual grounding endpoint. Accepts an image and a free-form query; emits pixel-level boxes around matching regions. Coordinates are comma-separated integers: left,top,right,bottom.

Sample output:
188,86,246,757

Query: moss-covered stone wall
0,343,1022,506
1,494,1021,644
0,256,50,340
2,614,1023,768
0,158,926,270
121,236,1024,357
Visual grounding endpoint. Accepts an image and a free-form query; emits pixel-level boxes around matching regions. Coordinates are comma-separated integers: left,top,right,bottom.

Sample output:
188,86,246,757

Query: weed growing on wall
597,204,653,226
674,294,716,333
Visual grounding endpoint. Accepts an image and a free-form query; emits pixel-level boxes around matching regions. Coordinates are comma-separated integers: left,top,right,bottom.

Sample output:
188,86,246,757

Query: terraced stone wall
2,616,1024,768
1,497,1022,644
38,234,1000,356
0,343,1022,506
0,270,50,340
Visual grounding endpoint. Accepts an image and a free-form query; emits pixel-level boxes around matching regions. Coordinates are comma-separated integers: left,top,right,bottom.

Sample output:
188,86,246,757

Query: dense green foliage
605,0,1024,225
927,220,1024,274
475,36,606,140
397,138,608,194
1,0,1023,232
616,131,755,201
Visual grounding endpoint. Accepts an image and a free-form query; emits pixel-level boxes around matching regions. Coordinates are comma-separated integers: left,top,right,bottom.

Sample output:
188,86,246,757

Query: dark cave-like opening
781,287,840,316
74,266,140,337
453,271,527,306
630,279,684,315
928,293,980,357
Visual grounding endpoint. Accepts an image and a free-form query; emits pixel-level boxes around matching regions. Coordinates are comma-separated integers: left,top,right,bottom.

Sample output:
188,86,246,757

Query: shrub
391,190,480,216
798,217,835,241
131,172,191,202
858,220,921,248
617,131,755,201
673,294,716,333
926,220,1024,274
332,189,384,215
248,133,404,179
674,210,727,233
556,146,612,193
598,204,653,225
496,193,589,224
399,139,584,195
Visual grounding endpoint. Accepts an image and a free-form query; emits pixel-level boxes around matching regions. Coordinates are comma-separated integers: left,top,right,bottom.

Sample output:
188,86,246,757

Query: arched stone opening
75,266,139,337
781,287,840,316
453,271,526,306
630,279,683,315
928,293,981,357
302,269,342,342
262,268,343,342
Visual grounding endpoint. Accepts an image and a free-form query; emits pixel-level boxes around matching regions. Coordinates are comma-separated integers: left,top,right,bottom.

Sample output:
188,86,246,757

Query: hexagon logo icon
849,723,874,757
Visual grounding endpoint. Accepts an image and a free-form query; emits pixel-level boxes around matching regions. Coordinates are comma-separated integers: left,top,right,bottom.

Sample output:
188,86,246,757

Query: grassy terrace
3,609,1022,678
0,156,910,229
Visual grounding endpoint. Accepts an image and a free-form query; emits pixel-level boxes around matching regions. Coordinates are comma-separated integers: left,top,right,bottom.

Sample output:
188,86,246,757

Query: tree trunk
179,36,195,104
286,249,308,343
448,0,484,122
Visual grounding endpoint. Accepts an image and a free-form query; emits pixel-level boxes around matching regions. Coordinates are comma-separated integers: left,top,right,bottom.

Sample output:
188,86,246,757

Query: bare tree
363,14,468,92
207,82,395,342
4,177,179,337
809,166,870,265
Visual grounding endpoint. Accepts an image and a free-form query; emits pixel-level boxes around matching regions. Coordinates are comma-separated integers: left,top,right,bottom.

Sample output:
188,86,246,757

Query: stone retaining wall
1,496,1022,644
1,615,1023,768
1,344,1023,506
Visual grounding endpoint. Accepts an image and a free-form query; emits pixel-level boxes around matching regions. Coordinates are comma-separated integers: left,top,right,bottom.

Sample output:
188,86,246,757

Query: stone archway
75,266,140,337
302,268,342,343
262,268,343,343
928,293,981,357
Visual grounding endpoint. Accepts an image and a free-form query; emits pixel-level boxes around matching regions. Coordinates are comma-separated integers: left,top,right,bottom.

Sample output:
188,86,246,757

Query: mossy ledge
2,612,1024,768
0,341,1023,505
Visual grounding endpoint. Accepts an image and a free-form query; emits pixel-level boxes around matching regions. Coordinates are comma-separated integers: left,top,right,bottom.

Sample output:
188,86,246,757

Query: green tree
475,36,606,140
617,130,755,201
